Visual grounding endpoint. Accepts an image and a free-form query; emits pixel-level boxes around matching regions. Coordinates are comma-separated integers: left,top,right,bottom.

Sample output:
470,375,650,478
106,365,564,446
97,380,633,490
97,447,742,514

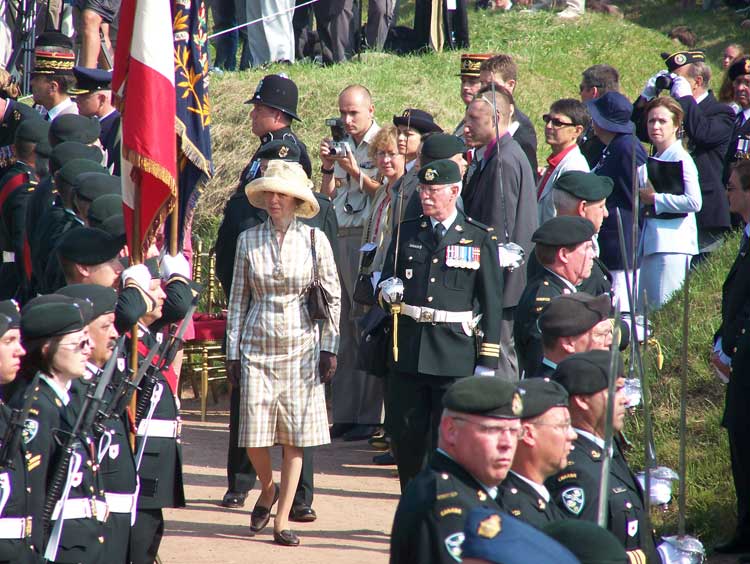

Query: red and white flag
112,0,177,257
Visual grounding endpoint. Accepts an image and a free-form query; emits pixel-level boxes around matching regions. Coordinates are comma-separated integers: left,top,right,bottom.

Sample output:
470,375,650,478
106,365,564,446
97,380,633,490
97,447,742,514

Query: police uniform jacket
462,133,538,308
526,247,612,297
380,211,503,375
499,471,567,529
0,162,37,299
390,451,503,564
546,432,657,564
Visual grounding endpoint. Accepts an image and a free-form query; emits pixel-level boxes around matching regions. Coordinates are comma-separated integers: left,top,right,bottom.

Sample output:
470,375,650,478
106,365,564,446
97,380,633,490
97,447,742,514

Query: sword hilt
391,304,401,362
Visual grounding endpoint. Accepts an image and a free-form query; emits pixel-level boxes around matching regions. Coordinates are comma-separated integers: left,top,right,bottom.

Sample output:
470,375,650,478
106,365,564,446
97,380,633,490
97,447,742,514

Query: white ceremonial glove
473,365,495,376
641,70,669,100
379,277,405,304
160,252,190,279
670,75,692,99
121,264,151,292
497,242,525,270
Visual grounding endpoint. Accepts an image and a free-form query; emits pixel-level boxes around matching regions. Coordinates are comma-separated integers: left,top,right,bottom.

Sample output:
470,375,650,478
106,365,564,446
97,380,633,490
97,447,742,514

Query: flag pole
129,186,142,451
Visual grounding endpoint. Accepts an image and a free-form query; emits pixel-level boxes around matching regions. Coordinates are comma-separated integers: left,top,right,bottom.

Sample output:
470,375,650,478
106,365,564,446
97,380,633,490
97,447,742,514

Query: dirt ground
159,394,737,564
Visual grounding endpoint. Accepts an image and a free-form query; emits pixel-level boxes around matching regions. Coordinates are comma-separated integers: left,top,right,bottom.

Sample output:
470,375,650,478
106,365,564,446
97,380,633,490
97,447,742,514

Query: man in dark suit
723,57,750,185
632,51,734,259
463,85,538,380
711,160,750,555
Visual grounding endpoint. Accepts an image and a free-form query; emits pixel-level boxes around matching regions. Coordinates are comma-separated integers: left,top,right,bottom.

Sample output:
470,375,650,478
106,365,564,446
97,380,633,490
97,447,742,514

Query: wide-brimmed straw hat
245,160,320,219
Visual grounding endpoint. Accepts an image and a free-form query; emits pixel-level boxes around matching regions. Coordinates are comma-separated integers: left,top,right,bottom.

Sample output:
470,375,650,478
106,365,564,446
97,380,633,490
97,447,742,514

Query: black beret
392,108,443,134
661,50,705,72
554,171,613,202
58,284,117,318
552,350,623,395
539,293,611,338
145,257,160,279
101,214,125,237
443,376,523,419
517,378,568,419
58,159,108,187
15,118,50,144
543,520,627,564
88,194,122,227
74,172,119,202
56,226,124,265
50,142,103,171
418,158,462,185
421,134,466,166
532,217,595,247
70,66,112,95
21,294,93,339
0,300,21,329
49,114,101,145
729,57,750,82
255,139,301,163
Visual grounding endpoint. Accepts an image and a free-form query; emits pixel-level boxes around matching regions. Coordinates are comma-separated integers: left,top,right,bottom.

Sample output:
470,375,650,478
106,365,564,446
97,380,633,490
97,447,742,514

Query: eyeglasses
532,420,573,433
417,185,452,195
543,114,576,128
452,416,525,438
59,339,91,353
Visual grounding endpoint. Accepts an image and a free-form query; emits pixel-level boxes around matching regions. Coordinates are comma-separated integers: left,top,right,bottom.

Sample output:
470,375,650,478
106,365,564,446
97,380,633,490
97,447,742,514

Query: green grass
199,2,745,546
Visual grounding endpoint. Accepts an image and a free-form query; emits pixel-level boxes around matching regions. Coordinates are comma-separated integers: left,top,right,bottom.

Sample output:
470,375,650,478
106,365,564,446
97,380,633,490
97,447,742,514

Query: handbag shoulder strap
310,228,319,284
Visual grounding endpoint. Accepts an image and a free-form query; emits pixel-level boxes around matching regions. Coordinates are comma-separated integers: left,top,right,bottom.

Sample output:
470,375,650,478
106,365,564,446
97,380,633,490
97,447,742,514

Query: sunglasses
59,339,90,353
543,114,576,128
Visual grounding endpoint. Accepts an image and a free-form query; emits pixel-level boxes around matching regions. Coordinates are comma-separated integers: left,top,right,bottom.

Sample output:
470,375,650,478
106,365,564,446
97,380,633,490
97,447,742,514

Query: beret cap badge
278,146,289,158
512,393,523,416
477,514,502,539
424,168,437,181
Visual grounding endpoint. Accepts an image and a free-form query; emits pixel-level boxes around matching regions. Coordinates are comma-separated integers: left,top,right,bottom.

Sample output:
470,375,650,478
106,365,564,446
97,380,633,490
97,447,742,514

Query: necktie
434,222,446,244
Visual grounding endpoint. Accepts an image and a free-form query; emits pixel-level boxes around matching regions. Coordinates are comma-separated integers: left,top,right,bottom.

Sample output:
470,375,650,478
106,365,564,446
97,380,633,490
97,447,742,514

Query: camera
655,74,673,93
325,118,348,158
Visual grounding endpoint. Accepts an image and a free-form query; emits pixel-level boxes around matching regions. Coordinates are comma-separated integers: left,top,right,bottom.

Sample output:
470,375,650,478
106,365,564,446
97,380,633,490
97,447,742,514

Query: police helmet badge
477,514,502,539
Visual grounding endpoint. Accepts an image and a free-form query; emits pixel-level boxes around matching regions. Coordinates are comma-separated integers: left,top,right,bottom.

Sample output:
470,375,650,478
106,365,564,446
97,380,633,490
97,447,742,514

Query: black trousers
103,512,130,564
226,384,314,506
728,428,750,536
292,0,334,63
130,508,163,564
387,371,456,492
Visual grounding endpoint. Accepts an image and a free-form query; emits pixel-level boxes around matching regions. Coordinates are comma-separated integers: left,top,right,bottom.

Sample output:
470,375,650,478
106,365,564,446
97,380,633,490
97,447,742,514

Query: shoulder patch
561,487,585,515
22,419,38,444
444,532,465,562
439,507,463,518
557,472,578,482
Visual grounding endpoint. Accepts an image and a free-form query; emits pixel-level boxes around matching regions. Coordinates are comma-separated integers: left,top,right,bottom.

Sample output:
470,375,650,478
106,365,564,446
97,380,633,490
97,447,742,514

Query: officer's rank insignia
424,168,437,181
445,246,480,270
561,487,585,515
627,519,639,537
477,514,502,539
278,146,289,158
22,419,38,444
477,490,487,501
444,532,465,562
109,445,120,460
511,392,523,416
26,454,41,472
405,269,413,279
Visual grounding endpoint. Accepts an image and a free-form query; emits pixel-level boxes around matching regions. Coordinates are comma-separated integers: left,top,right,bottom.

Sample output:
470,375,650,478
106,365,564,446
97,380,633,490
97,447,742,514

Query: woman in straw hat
225,160,340,546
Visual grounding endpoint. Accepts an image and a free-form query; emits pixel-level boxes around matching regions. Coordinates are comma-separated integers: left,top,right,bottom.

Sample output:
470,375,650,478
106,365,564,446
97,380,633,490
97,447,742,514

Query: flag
112,0,177,258
171,0,213,250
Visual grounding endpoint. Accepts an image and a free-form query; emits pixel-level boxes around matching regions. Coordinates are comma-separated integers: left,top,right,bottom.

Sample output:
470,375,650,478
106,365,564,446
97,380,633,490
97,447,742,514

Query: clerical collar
509,470,550,502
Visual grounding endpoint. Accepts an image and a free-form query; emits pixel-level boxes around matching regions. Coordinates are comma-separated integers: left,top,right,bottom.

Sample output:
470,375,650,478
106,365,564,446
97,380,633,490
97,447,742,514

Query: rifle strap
44,452,82,562
135,383,163,471
136,340,177,394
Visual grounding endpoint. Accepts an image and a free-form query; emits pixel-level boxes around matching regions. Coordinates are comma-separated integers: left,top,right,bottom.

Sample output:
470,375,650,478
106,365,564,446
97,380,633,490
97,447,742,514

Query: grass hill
196,1,744,547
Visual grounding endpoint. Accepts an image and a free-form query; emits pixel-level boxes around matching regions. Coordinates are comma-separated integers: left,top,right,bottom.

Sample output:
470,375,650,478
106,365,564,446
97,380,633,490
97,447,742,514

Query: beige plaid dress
226,218,340,448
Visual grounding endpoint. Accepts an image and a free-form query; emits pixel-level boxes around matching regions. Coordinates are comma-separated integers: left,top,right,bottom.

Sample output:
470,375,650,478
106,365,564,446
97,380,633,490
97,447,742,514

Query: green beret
58,283,117,318
552,350,623,395
88,194,122,228
0,300,20,329
418,158,462,185
15,118,50,144
58,159,108,187
56,226,125,265
553,171,613,202
51,142,103,172
443,376,523,419
101,214,125,237
21,294,93,339
517,378,568,419
421,134,466,166
543,520,627,564
532,217,595,247
49,114,101,145
539,293,610,338
255,139,301,163
74,172,119,202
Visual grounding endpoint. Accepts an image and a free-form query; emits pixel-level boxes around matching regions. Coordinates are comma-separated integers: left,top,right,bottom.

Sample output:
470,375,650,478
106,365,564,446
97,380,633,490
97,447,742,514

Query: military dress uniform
499,471,568,529
0,101,43,176
0,161,37,300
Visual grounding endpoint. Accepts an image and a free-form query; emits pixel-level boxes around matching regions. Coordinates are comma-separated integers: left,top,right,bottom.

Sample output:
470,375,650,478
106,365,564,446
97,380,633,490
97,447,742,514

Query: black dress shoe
713,537,750,554
249,484,280,533
373,452,395,465
221,491,247,508
343,424,380,442
289,505,317,522
273,529,300,546
329,423,355,439
368,434,390,451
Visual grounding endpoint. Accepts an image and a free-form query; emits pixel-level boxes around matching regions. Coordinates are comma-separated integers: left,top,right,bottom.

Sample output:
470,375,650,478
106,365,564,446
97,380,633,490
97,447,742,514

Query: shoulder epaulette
464,216,493,232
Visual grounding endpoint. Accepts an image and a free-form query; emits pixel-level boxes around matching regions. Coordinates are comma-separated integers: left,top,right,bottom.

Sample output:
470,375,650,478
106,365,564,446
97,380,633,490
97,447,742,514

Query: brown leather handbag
306,229,332,321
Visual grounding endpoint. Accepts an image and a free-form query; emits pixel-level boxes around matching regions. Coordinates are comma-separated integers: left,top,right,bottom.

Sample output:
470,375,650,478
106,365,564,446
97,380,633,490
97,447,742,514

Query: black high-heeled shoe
273,529,300,546
249,484,280,533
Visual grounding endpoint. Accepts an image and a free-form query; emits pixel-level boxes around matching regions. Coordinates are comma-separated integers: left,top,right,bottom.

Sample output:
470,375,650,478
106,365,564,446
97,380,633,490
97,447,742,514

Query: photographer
633,50,734,258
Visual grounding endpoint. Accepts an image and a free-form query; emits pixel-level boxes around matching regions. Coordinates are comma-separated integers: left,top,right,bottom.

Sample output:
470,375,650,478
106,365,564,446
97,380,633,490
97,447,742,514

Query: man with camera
633,50,734,259
320,84,381,441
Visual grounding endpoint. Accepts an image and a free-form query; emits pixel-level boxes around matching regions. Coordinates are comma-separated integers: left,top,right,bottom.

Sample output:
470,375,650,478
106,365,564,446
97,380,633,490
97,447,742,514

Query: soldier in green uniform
546,350,658,564
379,158,504,490
513,216,596,379
389,376,523,564
499,378,575,529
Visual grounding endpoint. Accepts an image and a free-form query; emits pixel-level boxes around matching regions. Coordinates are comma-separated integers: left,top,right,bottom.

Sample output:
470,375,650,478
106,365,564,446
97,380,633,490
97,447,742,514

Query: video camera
325,118,349,157
655,74,673,94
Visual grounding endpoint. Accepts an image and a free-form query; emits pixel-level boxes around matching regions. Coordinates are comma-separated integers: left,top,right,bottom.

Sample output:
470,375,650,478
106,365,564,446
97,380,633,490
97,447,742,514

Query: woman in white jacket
638,96,702,310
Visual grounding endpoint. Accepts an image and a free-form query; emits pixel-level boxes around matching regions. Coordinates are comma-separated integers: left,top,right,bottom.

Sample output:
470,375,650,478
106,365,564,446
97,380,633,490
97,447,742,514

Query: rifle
0,373,40,471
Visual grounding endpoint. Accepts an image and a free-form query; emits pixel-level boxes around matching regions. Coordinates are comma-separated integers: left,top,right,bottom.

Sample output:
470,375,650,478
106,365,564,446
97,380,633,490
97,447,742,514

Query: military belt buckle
89,498,97,519
24,516,32,538
419,310,433,323
176,418,182,437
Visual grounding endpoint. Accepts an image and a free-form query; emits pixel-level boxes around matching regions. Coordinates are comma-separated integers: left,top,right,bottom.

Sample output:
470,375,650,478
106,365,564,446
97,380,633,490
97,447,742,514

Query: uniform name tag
445,246,480,270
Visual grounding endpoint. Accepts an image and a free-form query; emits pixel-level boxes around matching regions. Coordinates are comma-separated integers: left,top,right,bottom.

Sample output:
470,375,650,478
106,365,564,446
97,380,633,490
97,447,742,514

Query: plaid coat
226,218,340,448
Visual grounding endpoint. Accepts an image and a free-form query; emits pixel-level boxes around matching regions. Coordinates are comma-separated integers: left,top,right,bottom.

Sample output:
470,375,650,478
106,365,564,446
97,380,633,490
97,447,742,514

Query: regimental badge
278,146,289,158
405,269,413,280
537,498,546,510
591,450,601,460
561,487,585,515
54,398,62,408
477,490,487,501
445,246,480,270
627,519,639,537
22,419,38,444
444,532,465,562
424,168,437,181
109,445,120,460
512,392,523,416
674,53,687,66
477,514,502,539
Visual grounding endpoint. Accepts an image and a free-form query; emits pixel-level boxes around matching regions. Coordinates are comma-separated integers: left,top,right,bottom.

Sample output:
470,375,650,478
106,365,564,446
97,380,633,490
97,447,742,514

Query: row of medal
445,245,481,270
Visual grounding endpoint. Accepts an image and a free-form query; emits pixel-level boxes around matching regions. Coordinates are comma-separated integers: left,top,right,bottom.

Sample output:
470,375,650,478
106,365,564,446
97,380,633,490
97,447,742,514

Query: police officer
389,376,523,564
379,159,504,490
514,216,596,379
500,378,575,529
546,350,657,563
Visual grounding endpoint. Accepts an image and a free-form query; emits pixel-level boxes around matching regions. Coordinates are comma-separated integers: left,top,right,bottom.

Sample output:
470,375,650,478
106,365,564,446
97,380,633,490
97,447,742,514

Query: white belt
0,517,31,539
105,491,138,514
2,252,13,263
400,304,473,324
137,418,180,438
54,498,107,522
